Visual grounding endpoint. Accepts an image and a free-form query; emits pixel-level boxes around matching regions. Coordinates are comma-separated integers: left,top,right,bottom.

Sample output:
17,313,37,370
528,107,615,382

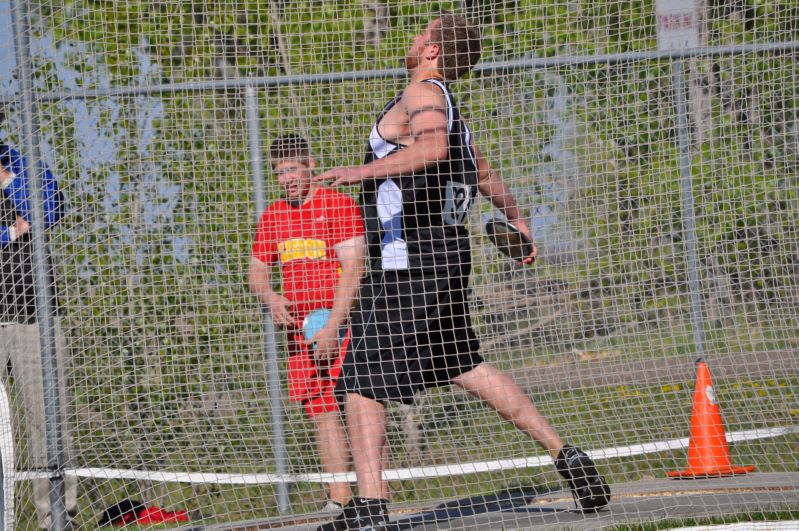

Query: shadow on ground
385,486,567,530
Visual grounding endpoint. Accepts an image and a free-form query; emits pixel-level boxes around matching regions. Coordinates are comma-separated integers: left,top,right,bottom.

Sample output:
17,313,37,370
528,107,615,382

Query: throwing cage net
1,0,797,528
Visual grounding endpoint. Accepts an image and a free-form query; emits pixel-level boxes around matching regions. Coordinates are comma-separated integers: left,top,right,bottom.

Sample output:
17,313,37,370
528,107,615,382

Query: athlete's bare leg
451,362,564,459
312,410,353,504
346,392,390,500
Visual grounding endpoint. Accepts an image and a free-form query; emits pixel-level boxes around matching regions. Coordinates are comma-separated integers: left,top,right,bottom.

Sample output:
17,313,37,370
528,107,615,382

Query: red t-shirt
252,187,364,322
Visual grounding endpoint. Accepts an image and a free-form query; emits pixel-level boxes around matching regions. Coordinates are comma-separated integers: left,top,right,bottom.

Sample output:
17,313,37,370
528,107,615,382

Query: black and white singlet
360,78,479,272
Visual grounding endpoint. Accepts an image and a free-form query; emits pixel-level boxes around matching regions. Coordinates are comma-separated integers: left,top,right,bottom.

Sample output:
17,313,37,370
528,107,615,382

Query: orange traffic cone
667,358,754,478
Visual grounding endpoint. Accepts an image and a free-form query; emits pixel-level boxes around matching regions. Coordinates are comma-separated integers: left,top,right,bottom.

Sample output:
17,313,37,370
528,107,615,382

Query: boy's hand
267,294,296,328
309,324,339,361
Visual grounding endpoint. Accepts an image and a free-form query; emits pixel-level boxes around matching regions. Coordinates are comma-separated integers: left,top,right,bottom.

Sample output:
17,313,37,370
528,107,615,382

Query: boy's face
273,157,315,205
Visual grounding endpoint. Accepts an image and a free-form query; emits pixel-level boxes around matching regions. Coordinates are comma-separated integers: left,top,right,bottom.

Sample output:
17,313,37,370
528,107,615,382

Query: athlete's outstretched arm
315,82,450,186
473,141,538,264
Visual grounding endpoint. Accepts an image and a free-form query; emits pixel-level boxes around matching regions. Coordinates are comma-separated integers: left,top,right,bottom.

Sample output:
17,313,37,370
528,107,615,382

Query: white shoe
322,500,344,513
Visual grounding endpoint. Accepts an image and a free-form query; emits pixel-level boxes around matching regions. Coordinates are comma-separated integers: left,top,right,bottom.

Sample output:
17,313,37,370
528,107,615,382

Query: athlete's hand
314,166,365,187
308,323,339,361
267,293,296,328
510,218,538,265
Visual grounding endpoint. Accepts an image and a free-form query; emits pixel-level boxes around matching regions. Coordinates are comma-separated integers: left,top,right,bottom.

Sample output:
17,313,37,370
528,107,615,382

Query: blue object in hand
302,309,332,344
302,309,346,350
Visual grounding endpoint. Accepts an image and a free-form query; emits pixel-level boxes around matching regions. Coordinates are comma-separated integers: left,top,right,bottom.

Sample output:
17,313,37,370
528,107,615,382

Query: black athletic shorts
335,265,483,405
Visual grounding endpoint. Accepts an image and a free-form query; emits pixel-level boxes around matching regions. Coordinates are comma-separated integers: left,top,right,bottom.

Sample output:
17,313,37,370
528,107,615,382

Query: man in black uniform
316,14,610,529
1,144,77,528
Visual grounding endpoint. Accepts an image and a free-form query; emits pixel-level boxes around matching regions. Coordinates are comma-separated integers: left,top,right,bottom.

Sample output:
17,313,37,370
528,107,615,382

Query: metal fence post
8,0,68,529
672,58,706,359
245,85,290,514
0,381,13,531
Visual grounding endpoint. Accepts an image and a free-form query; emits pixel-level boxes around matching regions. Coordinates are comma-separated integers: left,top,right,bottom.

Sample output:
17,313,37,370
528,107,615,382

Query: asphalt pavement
199,472,799,530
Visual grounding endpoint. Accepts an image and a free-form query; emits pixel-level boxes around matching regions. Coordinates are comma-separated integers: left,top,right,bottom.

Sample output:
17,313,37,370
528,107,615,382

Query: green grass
609,509,799,530
400,375,797,471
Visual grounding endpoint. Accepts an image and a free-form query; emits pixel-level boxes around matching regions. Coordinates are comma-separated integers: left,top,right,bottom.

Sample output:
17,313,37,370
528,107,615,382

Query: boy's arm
329,235,366,328
310,235,365,360
248,257,296,328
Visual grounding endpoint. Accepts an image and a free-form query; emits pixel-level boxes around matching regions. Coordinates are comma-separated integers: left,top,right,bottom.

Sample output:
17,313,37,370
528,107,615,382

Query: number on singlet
443,180,472,226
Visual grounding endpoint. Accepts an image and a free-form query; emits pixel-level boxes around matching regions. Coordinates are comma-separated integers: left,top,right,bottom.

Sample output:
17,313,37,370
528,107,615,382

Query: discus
484,218,534,261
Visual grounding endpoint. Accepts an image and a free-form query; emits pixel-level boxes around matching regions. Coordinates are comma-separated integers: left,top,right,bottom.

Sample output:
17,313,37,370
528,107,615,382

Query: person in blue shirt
0,143,76,528
0,144,64,245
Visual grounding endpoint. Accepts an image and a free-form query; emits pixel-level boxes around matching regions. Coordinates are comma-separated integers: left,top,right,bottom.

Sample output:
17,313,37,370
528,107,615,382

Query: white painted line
672,522,799,531
14,425,796,485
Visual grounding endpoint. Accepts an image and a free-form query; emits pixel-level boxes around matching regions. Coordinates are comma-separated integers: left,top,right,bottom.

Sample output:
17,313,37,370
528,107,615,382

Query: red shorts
287,329,350,417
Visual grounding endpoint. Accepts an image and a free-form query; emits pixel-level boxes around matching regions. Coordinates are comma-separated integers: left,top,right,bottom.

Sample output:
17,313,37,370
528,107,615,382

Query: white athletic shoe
322,500,344,513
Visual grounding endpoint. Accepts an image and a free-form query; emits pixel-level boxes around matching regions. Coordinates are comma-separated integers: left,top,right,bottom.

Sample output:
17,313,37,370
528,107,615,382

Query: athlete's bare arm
473,141,538,264
315,82,450,186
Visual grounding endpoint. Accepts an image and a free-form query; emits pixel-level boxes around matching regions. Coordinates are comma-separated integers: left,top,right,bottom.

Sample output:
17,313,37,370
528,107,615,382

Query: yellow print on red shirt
278,238,327,263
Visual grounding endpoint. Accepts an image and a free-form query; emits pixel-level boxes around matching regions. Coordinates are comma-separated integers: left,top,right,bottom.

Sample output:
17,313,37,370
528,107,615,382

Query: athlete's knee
452,362,497,388
346,391,385,412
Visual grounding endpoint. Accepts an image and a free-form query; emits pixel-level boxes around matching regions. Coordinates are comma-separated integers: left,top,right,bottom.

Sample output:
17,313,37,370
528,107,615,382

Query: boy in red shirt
248,134,365,510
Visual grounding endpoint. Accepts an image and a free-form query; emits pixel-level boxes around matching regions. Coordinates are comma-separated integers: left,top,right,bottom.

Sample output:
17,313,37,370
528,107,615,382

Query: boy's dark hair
431,13,482,81
269,134,310,166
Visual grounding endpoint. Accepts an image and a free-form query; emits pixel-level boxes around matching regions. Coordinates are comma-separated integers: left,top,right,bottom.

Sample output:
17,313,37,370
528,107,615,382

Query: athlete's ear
425,43,441,62
307,157,317,170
